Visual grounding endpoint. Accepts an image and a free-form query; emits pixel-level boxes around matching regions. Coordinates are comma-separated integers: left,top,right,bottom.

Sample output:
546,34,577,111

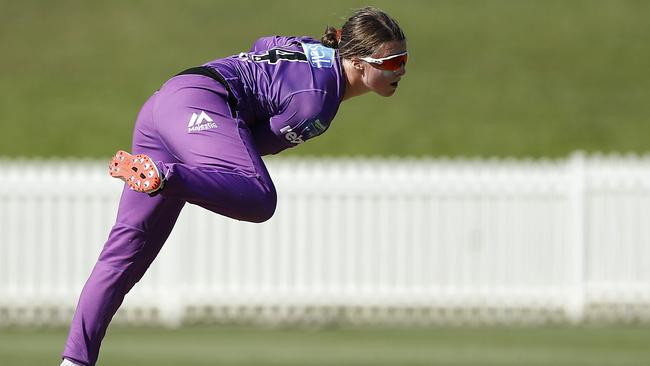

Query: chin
372,84,398,97
372,89,393,97
382,88,397,97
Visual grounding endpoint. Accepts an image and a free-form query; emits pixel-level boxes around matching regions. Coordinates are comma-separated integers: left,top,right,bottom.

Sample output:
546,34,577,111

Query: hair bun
320,26,339,49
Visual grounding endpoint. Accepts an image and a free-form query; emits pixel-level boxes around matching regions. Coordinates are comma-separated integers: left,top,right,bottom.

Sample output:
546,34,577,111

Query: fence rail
2,153,650,326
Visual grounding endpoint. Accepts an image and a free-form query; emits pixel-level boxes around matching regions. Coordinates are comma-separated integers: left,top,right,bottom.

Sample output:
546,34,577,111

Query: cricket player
61,7,407,366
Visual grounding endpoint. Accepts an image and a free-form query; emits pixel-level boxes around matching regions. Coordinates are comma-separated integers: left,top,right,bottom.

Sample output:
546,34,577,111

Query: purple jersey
204,36,346,155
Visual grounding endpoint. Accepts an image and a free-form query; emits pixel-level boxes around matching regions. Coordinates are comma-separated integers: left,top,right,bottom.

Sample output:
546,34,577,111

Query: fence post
566,151,586,323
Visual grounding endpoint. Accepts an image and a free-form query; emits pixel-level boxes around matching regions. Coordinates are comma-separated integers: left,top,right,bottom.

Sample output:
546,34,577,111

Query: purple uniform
210,36,345,154
63,36,344,366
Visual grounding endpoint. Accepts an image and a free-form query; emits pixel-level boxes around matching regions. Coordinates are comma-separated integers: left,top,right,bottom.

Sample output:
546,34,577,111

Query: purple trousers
62,75,277,366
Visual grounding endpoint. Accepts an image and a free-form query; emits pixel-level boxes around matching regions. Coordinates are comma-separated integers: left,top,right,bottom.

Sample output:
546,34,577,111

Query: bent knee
242,188,277,223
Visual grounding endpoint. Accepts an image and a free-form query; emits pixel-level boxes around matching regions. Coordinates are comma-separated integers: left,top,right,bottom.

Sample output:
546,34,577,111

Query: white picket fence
2,153,650,326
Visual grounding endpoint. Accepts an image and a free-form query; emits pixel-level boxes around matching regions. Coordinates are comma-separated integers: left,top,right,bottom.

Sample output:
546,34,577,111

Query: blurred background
2,1,650,365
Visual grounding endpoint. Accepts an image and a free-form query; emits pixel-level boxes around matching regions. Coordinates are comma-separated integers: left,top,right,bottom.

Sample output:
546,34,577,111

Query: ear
351,58,365,71
352,58,365,75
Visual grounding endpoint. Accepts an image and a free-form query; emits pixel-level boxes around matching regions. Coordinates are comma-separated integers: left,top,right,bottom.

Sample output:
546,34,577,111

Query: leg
62,95,185,366
62,76,278,365
62,190,184,366
151,75,277,223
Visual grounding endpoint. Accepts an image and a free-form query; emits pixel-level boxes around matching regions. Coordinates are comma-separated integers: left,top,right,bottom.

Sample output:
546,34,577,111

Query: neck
341,58,370,102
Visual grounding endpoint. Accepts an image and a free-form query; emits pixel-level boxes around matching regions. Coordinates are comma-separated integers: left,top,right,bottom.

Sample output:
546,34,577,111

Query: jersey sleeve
270,91,332,146
251,91,333,155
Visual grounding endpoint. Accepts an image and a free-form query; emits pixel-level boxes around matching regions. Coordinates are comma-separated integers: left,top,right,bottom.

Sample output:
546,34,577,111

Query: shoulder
282,89,328,110
249,35,317,52
281,89,340,120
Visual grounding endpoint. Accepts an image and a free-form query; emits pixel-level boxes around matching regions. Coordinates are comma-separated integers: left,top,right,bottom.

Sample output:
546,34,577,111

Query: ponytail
320,26,339,49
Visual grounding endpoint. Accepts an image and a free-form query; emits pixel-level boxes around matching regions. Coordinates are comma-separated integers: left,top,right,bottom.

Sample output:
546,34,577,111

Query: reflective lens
361,52,408,71
377,53,408,71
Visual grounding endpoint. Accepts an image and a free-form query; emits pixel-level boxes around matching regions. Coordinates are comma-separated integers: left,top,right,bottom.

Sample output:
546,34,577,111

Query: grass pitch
2,325,650,366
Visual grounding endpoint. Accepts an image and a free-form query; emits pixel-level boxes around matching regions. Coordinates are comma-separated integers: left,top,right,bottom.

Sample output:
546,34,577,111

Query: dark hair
321,7,405,59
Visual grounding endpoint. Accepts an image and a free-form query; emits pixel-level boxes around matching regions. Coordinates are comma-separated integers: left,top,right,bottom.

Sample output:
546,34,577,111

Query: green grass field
1,0,649,158
2,325,650,366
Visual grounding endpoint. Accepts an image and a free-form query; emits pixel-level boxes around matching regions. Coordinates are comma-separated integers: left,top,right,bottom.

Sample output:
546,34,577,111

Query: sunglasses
360,51,408,71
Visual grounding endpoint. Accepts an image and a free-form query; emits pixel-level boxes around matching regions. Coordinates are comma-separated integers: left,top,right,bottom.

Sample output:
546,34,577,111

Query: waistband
176,66,238,118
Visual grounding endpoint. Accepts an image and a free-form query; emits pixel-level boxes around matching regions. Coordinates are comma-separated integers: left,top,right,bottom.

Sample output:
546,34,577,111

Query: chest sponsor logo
187,111,217,133
301,43,335,68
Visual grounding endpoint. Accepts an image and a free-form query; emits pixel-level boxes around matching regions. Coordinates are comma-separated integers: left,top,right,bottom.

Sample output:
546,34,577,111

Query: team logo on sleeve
280,125,305,144
301,43,335,68
280,119,328,145
302,119,328,139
